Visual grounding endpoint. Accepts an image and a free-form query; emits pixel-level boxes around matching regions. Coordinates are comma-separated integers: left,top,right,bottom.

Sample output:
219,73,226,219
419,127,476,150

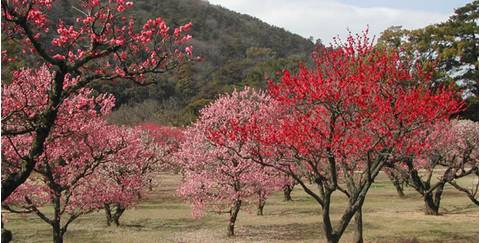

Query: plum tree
176,88,284,236
1,0,193,201
2,66,156,243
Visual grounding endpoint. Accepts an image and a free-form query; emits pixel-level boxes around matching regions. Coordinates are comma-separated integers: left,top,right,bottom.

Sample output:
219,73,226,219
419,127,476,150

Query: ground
4,173,478,243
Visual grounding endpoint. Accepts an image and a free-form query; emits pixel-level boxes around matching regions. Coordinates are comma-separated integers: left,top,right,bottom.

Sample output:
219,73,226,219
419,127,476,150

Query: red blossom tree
1,0,192,201
2,66,156,243
176,88,284,237
219,32,463,243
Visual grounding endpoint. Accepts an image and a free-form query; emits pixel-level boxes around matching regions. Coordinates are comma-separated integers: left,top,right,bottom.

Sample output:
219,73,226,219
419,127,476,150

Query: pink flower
185,46,193,56
52,54,66,60
117,5,126,12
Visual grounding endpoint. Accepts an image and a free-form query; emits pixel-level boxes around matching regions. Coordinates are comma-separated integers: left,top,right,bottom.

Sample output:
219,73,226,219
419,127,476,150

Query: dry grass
4,173,478,243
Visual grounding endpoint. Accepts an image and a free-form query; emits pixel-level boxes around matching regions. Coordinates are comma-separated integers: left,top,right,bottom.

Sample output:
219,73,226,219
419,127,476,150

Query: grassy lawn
4,173,478,243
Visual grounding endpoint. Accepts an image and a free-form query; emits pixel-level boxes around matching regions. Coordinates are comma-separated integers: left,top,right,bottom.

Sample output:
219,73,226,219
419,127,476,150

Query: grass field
4,172,478,243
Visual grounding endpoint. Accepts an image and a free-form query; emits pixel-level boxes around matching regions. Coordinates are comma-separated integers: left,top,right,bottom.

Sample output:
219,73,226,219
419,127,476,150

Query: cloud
207,0,451,42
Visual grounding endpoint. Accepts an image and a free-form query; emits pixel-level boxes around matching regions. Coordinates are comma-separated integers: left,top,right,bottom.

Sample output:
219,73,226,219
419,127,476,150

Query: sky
207,0,472,42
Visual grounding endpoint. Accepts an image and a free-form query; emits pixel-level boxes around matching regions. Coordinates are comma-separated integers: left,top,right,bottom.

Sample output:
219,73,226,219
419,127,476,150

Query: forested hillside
106,0,479,124
94,0,315,125
3,0,476,125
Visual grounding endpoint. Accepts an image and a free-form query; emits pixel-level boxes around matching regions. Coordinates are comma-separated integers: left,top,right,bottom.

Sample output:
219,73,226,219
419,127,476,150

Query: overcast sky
207,0,471,42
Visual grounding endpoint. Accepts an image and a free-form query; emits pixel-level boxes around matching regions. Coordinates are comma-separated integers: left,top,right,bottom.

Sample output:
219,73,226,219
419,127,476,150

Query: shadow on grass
122,224,144,229
237,221,381,242
238,222,323,241
135,203,188,210
127,216,222,233
372,234,478,243
442,204,477,214
10,229,52,243
268,207,320,216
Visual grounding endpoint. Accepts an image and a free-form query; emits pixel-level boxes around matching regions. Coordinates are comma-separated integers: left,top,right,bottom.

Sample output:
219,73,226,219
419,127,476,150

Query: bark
353,206,363,243
52,223,63,243
321,163,378,243
387,172,405,198
469,197,479,206
423,182,445,215
324,200,367,243
393,182,406,198
104,204,112,226
112,204,126,226
257,199,265,216
449,180,479,205
322,190,340,243
1,220,12,243
105,203,126,226
423,193,439,215
227,200,241,237
283,186,293,201
52,193,63,243
1,228,12,243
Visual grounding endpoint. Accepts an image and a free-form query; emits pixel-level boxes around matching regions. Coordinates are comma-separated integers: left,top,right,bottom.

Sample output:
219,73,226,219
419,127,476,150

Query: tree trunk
424,182,444,215
52,223,63,243
112,204,126,226
423,193,439,215
323,201,364,243
1,220,12,243
112,215,120,226
283,186,293,201
321,191,340,243
257,198,265,216
104,204,112,226
53,194,64,243
393,183,406,198
1,229,12,243
321,176,374,243
387,172,405,198
148,178,153,191
227,200,241,237
353,206,363,243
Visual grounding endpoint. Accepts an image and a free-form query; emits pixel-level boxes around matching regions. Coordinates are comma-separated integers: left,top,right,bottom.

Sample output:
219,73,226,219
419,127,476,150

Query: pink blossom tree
446,128,479,204
98,123,186,226
176,88,283,236
280,175,297,201
1,0,193,201
75,123,184,227
389,119,479,214
2,66,154,243
97,127,160,227
250,167,285,216
139,123,185,173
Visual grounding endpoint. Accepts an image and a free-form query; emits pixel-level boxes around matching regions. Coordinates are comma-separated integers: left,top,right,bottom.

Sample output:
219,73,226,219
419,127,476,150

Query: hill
91,0,315,125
